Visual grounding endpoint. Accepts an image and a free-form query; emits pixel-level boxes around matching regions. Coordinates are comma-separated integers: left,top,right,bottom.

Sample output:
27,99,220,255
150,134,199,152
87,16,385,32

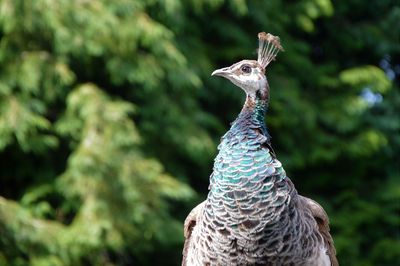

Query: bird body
182,33,337,266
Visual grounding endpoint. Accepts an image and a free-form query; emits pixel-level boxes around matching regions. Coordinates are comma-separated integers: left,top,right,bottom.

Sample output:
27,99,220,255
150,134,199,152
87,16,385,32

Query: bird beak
211,67,231,77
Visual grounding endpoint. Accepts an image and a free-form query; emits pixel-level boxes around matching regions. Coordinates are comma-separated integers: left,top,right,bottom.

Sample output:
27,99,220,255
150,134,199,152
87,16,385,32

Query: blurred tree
0,1,198,265
0,0,399,265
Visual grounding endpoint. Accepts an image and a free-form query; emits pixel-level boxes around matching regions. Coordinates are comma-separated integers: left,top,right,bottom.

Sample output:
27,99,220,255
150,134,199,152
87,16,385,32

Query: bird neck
207,83,290,230
235,86,269,129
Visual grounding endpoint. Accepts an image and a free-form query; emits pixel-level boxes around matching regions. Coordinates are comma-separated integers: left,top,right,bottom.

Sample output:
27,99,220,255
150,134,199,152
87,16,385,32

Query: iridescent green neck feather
234,86,270,136
209,84,283,194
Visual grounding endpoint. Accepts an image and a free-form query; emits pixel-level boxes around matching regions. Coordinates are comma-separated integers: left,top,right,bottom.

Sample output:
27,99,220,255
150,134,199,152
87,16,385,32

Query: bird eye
241,65,251,74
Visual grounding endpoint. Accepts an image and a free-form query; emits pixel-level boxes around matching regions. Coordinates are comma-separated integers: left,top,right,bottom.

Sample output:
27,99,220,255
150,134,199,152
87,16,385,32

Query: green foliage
0,0,399,265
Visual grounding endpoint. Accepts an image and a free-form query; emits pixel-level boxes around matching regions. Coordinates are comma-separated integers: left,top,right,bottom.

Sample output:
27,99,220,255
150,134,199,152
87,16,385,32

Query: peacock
182,32,338,266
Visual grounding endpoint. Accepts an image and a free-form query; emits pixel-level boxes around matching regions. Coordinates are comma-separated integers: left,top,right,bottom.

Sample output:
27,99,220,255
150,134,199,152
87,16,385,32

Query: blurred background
0,0,399,265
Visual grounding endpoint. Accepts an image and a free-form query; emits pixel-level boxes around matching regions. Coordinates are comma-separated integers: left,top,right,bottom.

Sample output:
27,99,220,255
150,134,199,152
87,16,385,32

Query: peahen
182,32,338,266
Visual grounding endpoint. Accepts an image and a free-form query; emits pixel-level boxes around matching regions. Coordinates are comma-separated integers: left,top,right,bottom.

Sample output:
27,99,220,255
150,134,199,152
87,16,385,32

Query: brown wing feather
182,201,205,266
300,195,339,266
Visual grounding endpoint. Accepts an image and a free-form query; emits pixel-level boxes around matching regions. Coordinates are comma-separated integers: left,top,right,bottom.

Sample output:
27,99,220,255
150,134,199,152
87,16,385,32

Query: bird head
212,32,283,97
212,60,267,95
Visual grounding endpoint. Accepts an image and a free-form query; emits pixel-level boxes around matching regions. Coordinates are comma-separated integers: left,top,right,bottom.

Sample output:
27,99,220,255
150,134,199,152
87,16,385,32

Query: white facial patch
228,63,267,95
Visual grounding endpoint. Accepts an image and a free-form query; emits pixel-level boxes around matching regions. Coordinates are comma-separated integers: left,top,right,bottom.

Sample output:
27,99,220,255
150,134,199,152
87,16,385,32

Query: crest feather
257,32,284,69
